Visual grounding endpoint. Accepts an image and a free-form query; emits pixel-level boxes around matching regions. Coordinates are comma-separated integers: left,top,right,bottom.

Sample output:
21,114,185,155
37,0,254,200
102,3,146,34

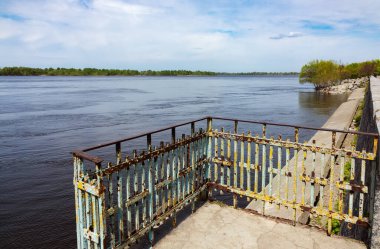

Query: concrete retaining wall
365,77,380,249
343,76,380,248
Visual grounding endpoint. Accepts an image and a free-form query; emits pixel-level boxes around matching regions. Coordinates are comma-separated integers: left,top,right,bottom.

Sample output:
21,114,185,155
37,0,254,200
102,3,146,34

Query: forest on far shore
299,59,380,89
0,67,298,77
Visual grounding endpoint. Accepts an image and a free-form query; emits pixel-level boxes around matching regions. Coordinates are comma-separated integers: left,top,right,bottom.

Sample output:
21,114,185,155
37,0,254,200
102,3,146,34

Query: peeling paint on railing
73,116,378,248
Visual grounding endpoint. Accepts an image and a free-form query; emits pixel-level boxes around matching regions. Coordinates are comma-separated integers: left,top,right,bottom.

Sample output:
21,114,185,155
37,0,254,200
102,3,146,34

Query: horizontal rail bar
210,131,376,160
72,150,103,164
207,182,369,226
210,116,379,137
101,133,207,175
81,117,208,152
73,116,378,161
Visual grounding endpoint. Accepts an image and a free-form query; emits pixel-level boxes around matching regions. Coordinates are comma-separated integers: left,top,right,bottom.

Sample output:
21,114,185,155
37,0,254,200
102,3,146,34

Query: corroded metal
73,117,378,248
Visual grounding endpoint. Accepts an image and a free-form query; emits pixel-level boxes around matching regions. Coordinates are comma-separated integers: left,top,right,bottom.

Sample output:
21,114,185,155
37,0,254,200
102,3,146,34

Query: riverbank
0,66,298,77
318,77,368,94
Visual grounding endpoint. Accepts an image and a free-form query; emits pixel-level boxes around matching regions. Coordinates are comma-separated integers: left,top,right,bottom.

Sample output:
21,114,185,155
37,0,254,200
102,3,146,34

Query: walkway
154,202,365,249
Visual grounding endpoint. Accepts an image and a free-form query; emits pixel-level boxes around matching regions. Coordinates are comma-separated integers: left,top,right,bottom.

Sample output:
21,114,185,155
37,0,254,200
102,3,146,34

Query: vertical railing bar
85,179,92,248
182,134,187,201
148,141,154,248
170,127,176,226
76,157,87,249
190,122,195,212
349,145,355,218
233,126,238,208
177,137,182,204
268,136,273,198
154,145,159,218
91,194,99,249
107,162,116,248
220,127,225,188
146,134,152,217
125,156,131,238
301,144,307,206
319,152,325,209
207,118,213,198
171,135,178,227
196,131,200,185
310,140,316,207
96,162,106,249
73,157,81,248
261,124,267,215
240,132,245,189
247,131,252,200
141,151,147,227
166,143,172,210
214,129,219,183
327,131,336,235
293,128,299,225
254,135,259,194
182,134,186,201
285,139,290,203
202,129,207,186
116,142,124,243
133,151,140,233
277,135,282,209
227,131,231,187
359,149,366,220
190,134,196,212
338,154,345,214
161,142,166,215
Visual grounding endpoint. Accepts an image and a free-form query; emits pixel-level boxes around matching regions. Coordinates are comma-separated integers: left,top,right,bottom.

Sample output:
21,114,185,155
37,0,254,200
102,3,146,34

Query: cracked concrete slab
154,202,365,249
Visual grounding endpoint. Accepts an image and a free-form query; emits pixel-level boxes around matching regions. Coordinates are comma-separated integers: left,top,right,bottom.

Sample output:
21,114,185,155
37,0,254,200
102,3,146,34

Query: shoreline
317,77,368,94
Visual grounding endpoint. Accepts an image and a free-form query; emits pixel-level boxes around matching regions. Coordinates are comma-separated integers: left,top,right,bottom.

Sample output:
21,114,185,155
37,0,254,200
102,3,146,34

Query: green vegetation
299,59,380,89
331,218,341,235
0,67,299,77
354,100,365,128
344,161,352,182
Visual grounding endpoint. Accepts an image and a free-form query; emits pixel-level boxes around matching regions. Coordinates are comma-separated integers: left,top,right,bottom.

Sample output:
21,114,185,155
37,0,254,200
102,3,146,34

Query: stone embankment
319,77,369,94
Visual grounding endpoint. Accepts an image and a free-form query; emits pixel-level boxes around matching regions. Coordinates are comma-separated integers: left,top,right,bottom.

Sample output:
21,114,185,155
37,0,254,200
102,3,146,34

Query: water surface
0,76,348,248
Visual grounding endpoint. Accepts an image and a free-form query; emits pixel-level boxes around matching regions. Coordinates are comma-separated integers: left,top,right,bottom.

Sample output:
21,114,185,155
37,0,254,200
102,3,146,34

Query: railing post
233,120,238,208
147,134,154,248
73,156,83,249
206,118,213,199
261,124,267,214
327,131,336,236
292,128,299,226
96,162,107,249
171,128,177,227
190,122,196,212
116,142,124,243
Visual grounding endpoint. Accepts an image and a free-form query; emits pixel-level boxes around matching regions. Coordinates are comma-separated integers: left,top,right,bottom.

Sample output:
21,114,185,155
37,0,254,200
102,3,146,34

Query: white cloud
270,32,303,40
0,0,379,71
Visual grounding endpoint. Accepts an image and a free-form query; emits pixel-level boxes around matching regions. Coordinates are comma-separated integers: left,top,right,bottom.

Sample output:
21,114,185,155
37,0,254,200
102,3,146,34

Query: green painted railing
73,116,378,248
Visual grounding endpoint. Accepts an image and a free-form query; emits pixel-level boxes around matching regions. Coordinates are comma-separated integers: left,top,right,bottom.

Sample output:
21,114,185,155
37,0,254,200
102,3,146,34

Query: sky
0,0,379,72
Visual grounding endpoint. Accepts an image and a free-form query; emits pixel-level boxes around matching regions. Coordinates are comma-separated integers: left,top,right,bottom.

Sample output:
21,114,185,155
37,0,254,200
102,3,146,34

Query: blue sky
0,0,379,72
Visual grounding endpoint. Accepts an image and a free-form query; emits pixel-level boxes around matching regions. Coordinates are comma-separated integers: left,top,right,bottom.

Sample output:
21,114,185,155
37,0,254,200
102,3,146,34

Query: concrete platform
154,202,366,249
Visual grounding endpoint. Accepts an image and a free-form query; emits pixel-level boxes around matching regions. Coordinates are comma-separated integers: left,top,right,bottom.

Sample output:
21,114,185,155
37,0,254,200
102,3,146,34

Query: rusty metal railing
73,116,379,249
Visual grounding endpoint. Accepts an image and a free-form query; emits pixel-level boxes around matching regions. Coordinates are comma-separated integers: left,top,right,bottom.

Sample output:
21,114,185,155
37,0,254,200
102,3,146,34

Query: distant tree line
0,67,298,77
299,59,380,89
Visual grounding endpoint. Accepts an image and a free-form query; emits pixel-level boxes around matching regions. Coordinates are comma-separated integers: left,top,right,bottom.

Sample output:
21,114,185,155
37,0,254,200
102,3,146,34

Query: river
0,76,348,248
